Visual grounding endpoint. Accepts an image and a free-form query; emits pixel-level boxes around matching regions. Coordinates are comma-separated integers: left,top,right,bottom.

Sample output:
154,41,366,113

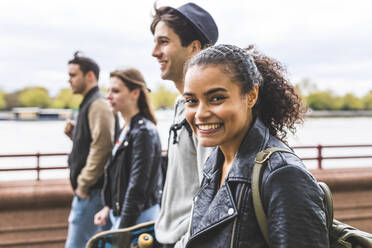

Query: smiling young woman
183,44,329,248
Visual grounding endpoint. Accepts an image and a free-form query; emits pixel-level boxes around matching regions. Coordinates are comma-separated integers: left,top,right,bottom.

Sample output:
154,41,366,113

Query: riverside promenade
1,167,372,247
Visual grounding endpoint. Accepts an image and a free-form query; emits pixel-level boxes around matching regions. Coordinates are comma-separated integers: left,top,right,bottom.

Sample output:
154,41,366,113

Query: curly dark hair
186,44,305,141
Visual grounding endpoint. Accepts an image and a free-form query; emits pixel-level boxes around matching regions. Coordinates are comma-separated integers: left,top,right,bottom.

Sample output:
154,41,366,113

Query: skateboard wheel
138,233,153,248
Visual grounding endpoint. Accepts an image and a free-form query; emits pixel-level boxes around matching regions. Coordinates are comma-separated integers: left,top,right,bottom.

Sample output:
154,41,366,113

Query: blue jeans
109,204,160,230
65,189,108,248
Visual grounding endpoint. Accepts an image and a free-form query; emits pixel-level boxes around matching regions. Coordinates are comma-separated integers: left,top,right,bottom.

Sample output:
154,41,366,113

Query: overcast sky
1,0,371,97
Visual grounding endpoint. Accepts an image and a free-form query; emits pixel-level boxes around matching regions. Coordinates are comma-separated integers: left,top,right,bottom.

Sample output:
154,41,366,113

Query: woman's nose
195,102,211,120
107,92,112,100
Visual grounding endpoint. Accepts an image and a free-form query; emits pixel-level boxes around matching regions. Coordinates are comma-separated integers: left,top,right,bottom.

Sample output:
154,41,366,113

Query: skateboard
86,221,156,248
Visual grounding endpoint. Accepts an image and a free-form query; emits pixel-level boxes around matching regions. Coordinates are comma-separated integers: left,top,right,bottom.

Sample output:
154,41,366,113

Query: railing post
317,145,323,169
36,152,40,181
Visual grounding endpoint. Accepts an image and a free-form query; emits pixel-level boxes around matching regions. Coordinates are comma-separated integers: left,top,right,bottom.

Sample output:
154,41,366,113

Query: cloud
0,0,371,97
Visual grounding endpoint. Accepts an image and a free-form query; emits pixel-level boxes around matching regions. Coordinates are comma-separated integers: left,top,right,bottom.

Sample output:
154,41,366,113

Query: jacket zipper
115,138,128,215
115,201,120,213
230,184,247,248
115,161,122,215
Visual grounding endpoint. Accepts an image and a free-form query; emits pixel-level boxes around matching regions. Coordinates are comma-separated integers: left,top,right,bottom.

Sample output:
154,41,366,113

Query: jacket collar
79,86,99,108
128,112,143,128
113,113,144,154
191,174,238,237
203,118,270,183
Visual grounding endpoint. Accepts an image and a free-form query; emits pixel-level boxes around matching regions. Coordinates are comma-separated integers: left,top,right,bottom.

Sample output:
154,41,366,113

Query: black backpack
252,147,372,248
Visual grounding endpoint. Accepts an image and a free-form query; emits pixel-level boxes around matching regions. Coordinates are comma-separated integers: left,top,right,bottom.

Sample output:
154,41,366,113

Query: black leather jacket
186,118,329,248
102,114,162,228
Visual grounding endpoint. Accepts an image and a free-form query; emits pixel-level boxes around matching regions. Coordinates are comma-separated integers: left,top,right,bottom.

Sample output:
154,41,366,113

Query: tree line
0,85,179,111
1,80,371,111
296,79,372,111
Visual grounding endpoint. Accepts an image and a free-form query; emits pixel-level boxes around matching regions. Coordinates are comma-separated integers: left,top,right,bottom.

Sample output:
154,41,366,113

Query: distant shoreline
306,110,372,118
1,109,372,121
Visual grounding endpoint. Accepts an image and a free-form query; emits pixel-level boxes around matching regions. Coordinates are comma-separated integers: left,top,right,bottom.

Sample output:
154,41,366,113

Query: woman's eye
185,98,197,104
211,95,226,102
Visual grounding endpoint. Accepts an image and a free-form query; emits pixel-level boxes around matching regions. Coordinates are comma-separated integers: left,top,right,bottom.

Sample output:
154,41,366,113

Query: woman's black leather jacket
186,118,329,248
102,114,162,228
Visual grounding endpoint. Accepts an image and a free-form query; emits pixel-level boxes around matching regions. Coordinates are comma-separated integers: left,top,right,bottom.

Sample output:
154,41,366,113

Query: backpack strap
318,182,334,232
251,147,298,246
169,118,192,144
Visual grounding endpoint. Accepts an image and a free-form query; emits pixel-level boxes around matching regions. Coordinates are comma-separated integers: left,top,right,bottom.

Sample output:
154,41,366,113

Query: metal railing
0,152,69,180
293,144,372,169
1,144,372,180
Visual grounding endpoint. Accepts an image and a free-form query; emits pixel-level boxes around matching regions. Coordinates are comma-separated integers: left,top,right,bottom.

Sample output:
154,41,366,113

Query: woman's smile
196,123,223,133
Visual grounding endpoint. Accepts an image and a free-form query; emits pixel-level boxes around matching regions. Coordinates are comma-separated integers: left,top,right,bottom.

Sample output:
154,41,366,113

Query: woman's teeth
198,124,221,131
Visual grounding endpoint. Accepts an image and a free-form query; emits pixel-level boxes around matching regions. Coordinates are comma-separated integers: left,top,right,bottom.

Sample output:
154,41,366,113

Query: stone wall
0,167,372,247
0,179,72,248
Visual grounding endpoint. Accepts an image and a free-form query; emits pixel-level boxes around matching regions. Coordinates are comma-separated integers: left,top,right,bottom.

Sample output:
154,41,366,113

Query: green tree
342,93,363,110
4,91,20,110
0,91,5,109
18,87,51,108
362,92,372,110
331,96,344,110
306,91,342,110
150,85,179,109
51,88,82,109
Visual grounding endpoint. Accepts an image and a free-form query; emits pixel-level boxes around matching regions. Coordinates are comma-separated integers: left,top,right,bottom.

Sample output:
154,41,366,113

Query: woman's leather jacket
102,114,162,228
186,118,329,248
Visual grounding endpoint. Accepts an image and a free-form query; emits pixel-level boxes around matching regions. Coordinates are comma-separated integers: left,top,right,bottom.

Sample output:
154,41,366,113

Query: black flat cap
173,2,218,45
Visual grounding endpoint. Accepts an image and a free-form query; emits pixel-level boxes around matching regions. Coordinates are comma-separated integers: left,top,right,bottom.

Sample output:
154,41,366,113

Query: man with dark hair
151,3,218,247
64,52,115,248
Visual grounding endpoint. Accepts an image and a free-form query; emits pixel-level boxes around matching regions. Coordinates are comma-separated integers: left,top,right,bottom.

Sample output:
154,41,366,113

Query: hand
94,206,110,226
75,188,88,199
64,120,75,139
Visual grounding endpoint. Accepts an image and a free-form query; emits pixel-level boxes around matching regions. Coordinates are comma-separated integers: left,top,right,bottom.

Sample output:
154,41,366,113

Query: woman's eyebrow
204,88,227,96
183,92,194,97
183,88,227,97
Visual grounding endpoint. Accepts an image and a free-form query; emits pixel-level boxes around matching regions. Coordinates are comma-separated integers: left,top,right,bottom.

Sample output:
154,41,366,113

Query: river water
1,110,372,180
